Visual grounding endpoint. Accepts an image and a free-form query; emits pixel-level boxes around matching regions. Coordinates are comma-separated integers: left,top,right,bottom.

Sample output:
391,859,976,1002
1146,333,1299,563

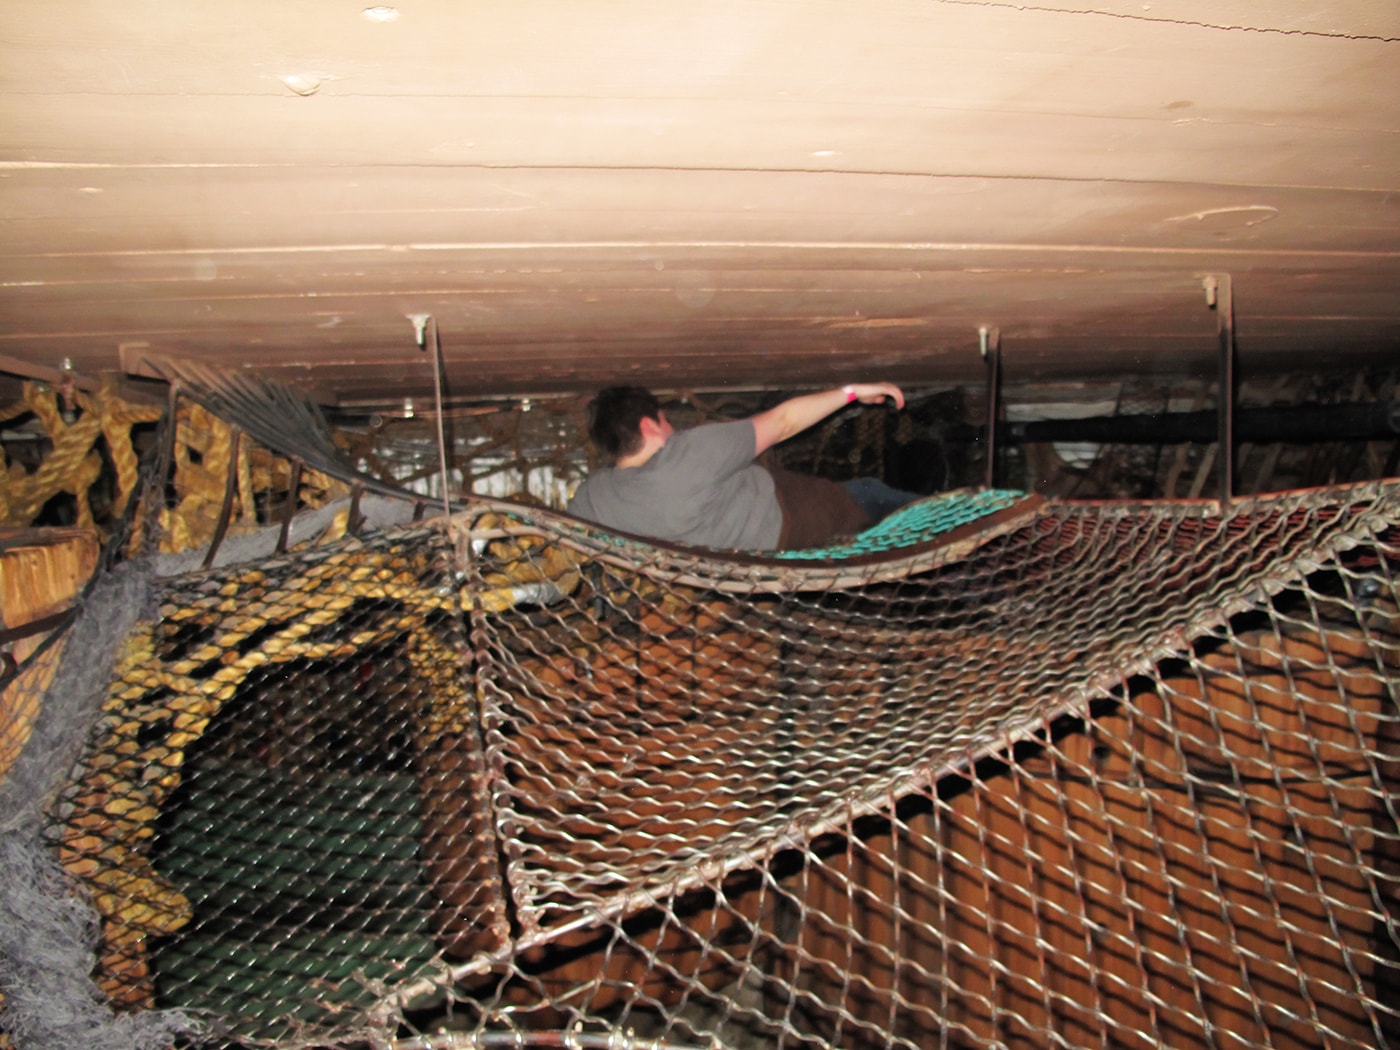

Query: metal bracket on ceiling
0,352,98,397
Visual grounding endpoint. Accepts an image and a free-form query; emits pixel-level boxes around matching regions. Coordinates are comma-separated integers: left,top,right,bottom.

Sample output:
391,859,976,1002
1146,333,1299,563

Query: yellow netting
0,383,349,555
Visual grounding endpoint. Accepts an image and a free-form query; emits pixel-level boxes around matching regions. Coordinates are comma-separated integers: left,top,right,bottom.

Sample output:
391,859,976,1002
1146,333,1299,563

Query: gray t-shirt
567,418,783,549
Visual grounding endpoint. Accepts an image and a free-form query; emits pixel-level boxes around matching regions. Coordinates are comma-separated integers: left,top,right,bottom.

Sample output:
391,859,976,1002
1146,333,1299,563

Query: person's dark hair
586,385,662,461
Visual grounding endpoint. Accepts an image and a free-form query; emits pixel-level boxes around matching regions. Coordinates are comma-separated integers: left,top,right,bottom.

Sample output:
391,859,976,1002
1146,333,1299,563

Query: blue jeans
841,477,923,523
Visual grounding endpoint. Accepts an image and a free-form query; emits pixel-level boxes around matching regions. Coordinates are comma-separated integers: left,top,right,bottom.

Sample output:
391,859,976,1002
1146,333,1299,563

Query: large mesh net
35,455,1400,1048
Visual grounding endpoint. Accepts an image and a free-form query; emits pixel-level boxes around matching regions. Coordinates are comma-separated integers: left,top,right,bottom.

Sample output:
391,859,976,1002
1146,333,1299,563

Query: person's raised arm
750,382,905,455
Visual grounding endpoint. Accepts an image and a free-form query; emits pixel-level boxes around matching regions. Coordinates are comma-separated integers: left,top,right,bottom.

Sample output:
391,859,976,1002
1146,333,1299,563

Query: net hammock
11,369,1400,1049
33,480,1399,1049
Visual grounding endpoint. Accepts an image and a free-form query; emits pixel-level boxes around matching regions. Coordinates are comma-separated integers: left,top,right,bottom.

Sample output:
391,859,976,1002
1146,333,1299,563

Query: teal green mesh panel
774,487,1027,559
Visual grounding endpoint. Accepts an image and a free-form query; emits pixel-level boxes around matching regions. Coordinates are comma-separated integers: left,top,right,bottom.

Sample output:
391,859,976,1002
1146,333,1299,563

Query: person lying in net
567,383,922,551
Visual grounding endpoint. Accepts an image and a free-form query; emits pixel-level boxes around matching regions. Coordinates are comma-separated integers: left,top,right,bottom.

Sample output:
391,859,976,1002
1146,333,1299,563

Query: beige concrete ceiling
2,1,1398,409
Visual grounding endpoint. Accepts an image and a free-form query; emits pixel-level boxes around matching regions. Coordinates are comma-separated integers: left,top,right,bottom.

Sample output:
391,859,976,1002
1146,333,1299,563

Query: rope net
34,462,1398,1049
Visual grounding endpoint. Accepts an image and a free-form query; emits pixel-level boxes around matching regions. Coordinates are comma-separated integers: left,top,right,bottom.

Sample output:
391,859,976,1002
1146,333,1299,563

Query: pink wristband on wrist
843,385,857,403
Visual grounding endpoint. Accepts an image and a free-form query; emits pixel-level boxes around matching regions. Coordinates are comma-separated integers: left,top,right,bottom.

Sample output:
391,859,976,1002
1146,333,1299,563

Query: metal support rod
202,426,242,570
275,458,303,555
981,326,1001,489
1207,275,1236,505
347,483,366,536
143,380,183,557
426,316,454,520
0,610,73,650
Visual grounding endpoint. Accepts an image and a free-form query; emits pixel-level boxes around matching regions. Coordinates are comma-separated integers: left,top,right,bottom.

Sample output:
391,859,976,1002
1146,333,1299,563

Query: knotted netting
29,461,1400,1049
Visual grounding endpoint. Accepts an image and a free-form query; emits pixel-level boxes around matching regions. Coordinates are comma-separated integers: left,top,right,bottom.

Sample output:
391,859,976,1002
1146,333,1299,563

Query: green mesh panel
774,487,1027,559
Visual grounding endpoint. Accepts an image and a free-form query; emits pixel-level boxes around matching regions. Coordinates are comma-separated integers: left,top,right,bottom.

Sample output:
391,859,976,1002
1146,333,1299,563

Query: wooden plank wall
0,527,98,782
